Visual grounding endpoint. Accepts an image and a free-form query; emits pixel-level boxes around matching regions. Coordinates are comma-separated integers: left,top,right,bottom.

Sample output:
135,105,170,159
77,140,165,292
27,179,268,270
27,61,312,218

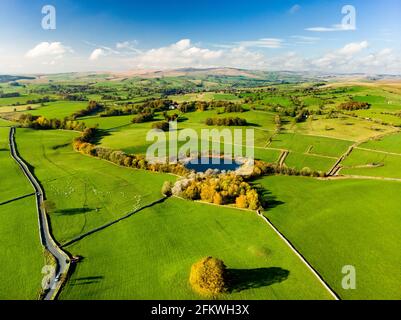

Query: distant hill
0,75,35,83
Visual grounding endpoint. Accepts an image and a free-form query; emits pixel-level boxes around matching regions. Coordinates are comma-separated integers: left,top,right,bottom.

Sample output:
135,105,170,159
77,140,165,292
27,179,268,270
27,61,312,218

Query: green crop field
0,128,44,300
16,129,176,243
341,148,401,179
60,197,334,300
24,101,89,119
257,175,401,300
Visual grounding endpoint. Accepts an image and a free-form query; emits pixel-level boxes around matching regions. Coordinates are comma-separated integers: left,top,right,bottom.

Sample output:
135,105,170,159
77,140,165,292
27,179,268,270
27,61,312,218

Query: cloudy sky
0,0,400,74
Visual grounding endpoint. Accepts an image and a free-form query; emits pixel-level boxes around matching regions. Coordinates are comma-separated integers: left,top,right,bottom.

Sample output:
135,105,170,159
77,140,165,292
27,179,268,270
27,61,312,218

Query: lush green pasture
293,116,394,141
24,101,89,119
341,148,401,179
270,132,352,157
16,129,175,243
0,118,16,127
0,199,44,300
60,197,333,300
0,128,44,300
258,175,401,300
80,115,134,130
360,132,401,154
0,94,42,106
285,153,335,172
95,110,276,155
0,128,33,202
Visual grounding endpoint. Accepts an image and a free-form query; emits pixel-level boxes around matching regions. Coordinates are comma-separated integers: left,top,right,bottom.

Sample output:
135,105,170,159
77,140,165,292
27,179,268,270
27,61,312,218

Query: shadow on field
0,148,9,152
254,187,285,210
69,276,104,286
52,143,70,150
55,207,96,215
91,129,111,144
227,267,290,292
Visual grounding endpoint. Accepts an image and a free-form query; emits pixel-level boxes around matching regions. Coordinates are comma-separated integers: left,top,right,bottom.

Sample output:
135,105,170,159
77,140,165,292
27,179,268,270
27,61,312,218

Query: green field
60,197,333,300
257,175,401,300
24,101,89,119
0,127,44,300
341,148,401,179
16,129,176,243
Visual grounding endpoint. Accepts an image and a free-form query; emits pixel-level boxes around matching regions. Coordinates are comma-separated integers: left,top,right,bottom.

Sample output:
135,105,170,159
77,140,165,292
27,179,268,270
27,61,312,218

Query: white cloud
236,38,284,49
25,42,73,58
306,24,355,32
130,39,228,69
116,41,140,53
337,41,369,55
89,48,106,61
289,5,301,14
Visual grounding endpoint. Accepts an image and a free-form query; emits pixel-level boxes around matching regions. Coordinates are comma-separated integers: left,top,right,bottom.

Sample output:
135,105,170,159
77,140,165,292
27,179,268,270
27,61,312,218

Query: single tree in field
189,257,227,296
42,200,56,214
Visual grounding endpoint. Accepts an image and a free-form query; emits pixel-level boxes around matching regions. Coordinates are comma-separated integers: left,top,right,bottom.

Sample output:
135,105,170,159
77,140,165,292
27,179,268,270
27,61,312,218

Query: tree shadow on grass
69,276,104,286
54,207,96,216
227,267,289,293
253,186,285,210
91,129,111,145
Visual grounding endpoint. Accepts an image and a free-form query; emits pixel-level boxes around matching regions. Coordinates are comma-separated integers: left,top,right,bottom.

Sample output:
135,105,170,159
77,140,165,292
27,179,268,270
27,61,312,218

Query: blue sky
0,0,400,73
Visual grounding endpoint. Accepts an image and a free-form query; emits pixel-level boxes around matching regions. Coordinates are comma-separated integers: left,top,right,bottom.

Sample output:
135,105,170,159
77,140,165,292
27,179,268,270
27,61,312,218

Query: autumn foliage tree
189,257,227,296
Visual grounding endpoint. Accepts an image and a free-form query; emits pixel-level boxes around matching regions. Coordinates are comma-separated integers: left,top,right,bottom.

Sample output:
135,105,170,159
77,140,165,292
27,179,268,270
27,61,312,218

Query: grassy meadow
0,127,44,300
60,197,334,300
257,175,401,300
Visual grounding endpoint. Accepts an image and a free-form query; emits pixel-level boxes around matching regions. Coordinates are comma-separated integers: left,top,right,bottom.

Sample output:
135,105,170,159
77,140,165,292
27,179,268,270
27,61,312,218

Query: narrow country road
9,127,70,300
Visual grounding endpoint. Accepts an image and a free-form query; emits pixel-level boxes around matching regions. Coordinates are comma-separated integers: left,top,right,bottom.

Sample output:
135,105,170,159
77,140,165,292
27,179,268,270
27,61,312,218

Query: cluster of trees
142,99,176,111
63,94,87,101
178,101,244,113
71,101,104,119
18,114,87,131
152,121,170,131
132,112,154,123
177,173,261,210
26,96,53,105
223,103,244,113
205,117,248,126
338,101,371,111
0,92,20,98
250,160,326,179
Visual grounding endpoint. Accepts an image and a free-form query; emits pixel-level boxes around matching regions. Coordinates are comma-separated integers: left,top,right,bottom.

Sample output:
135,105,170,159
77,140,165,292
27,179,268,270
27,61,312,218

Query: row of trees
73,128,189,176
0,92,20,98
338,101,371,111
71,101,104,119
18,114,87,131
178,101,244,113
250,160,327,179
205,117,248,126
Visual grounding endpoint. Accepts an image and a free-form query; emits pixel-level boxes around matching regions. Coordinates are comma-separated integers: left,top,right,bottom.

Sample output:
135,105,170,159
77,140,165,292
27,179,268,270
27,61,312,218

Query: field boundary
61,196,167,248
258,212,340,300
0,192,35,206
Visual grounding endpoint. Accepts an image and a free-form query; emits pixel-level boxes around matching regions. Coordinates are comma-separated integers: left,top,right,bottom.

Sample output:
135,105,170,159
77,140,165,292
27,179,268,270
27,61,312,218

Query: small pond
184,157,241,173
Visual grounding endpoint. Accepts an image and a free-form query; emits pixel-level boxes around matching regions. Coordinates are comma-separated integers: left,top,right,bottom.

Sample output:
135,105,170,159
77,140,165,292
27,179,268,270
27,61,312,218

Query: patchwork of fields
1,79,401,300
